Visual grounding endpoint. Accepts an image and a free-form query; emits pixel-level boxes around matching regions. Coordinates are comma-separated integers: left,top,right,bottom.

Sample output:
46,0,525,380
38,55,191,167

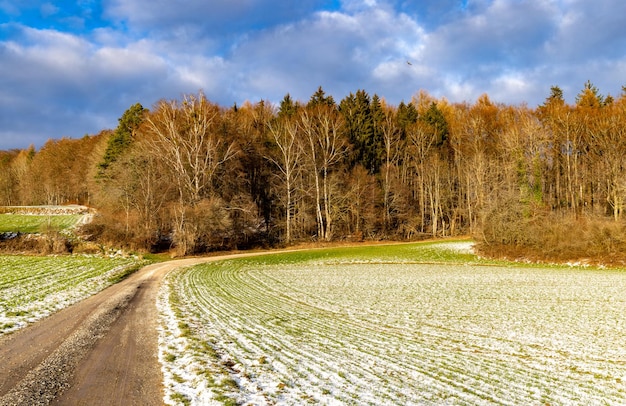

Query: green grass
0,255,146,335
0,214,83,233
238,238,480,267
169,392,191,406
160,239,626,405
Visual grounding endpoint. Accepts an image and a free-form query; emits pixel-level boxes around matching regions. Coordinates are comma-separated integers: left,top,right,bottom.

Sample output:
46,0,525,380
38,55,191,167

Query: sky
1,0,625,150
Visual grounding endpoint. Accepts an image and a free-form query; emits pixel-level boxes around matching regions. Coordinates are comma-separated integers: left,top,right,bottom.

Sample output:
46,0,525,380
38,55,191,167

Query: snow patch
156,244,626,404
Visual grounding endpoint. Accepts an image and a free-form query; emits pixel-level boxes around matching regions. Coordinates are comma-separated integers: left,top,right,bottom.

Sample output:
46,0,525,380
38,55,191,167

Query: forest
1,82,626,260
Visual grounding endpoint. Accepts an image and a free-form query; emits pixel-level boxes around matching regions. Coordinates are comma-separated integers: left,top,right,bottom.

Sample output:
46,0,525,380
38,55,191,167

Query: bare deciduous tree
299,105,347,241
266,116,301,243
144,92,238,254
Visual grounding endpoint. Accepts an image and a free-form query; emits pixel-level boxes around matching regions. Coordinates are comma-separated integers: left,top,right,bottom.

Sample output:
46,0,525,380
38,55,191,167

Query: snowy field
0,255,143,335
158,241,626,405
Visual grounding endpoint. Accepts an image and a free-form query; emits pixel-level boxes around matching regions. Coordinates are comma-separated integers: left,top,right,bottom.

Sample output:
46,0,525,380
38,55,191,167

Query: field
0,205,91,234
158,241,626,405
0,214,84,233
0,255,144,335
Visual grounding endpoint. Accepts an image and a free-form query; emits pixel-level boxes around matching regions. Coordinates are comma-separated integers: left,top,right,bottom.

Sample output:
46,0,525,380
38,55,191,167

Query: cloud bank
1,0,624,149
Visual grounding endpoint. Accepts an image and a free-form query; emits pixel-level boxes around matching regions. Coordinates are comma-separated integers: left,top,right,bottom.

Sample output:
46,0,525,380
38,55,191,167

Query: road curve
0,257,226,406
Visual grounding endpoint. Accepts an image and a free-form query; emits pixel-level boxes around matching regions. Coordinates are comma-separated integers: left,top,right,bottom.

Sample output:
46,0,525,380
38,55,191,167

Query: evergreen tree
537,85,567,121
546,86,565,106
308,86,336,108
340,90,375,171
396,101,418,138
369,94,385,173
278,93,298,119
98,103,146,176
420,102,449,147
575,80,604,108
371,94,385,126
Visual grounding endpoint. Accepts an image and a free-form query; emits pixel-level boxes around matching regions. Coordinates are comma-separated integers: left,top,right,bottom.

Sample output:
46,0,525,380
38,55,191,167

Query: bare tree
588,105,626,220
144,92,238,254
380,106,403,233
266,116,301,243
299,105,347,240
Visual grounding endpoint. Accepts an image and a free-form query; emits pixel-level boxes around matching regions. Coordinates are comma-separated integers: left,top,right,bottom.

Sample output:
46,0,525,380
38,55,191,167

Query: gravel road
0,257,219,406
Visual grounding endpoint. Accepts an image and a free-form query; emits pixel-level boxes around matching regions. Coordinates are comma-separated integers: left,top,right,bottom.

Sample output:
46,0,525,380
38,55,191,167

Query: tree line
1,82,626,257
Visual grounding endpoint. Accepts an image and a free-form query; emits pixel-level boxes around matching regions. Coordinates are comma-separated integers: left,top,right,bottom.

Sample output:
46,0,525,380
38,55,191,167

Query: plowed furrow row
167,255,626,405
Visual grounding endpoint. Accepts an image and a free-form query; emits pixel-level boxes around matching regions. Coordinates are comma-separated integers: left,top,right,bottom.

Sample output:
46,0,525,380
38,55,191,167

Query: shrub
476,200,626,265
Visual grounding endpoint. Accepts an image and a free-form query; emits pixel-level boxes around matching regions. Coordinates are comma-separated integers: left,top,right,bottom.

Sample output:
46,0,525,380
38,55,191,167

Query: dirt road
0,257,219,406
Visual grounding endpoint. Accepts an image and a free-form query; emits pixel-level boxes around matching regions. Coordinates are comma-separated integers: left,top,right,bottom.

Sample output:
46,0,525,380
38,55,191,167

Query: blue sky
1,0,625,150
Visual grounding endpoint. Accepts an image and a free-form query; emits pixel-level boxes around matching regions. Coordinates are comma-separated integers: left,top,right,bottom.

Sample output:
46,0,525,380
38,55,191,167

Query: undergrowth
477,209,626,267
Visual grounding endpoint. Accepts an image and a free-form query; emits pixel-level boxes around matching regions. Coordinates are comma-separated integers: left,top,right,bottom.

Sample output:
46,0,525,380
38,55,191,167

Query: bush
476,199,626,265
77,213,165,253
0,233,73,254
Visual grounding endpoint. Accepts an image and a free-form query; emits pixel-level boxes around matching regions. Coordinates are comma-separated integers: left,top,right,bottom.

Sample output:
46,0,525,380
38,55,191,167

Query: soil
0,257,221,406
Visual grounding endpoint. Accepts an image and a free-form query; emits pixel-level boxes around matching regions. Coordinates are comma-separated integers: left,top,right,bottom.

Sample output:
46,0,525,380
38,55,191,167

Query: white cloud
490,72,538,104
1,0,626,149
443,76,477,103
0,25,188,148
40,3,60,17
425,0,556,69
222,5,429,104
544,0,626,64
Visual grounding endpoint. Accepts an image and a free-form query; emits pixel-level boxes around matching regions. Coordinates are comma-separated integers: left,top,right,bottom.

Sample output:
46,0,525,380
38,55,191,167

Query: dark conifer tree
308,86,336,108
576,80,604,108
368,94,385,174
98,103,146,177
278,93,298,119
339,90,385,174
396,101,418,138
421,102,449,147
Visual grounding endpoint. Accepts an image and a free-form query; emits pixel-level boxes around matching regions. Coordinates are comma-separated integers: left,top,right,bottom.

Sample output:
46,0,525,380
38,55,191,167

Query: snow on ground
0,256,141,335
0,205,92,215
157,271,224,405
431,240,475,254
157,242,626,405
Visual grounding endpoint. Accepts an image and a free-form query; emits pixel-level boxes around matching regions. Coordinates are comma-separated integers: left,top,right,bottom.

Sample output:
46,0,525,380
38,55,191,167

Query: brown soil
0,257,224,406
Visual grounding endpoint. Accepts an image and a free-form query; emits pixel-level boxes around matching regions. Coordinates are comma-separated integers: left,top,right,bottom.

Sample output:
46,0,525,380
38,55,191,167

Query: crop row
0,255,143,335
159,241,626,405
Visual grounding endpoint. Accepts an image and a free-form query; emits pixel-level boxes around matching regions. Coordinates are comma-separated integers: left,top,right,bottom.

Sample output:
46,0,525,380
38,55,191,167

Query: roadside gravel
0,285,136,405
0,260,196,405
